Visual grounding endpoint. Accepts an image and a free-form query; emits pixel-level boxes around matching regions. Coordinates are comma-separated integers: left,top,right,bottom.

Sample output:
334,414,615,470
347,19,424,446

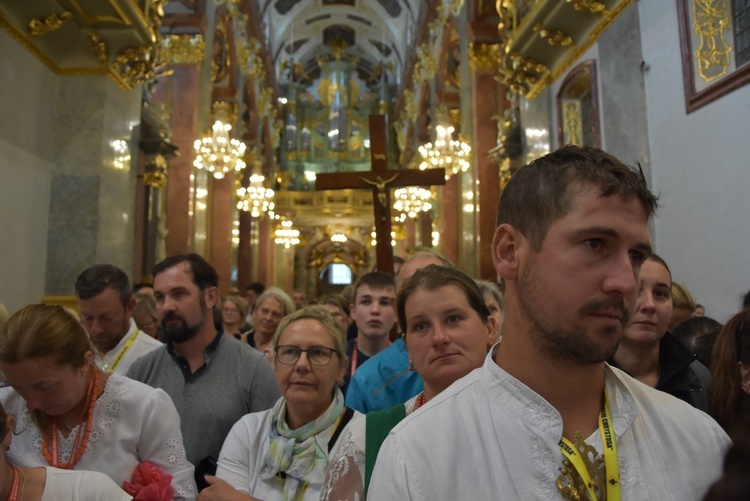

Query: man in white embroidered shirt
76,264,162,375
369,145,730,501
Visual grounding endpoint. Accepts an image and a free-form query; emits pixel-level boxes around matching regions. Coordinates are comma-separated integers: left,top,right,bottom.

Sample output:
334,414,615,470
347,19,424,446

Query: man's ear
492,224,527,281
205,286,219,309
125,296,137,316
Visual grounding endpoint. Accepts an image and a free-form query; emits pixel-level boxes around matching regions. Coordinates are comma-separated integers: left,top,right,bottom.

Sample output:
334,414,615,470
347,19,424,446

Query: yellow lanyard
558,393,620,501
104,328,140,372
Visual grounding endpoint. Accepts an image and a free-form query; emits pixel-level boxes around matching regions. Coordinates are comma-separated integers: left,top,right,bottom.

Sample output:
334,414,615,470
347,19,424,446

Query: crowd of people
0,145,748,500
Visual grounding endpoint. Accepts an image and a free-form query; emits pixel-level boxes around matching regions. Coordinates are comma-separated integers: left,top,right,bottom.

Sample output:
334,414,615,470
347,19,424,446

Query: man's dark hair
743,290,750,309
246,282,265,295
352,272,395,303
153,253,218,290
497,145,659,250
75,264,132,305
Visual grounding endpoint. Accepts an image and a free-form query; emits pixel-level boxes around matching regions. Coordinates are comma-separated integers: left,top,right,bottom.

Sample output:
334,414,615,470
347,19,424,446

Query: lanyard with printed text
104,328,140,372
558,393,620,501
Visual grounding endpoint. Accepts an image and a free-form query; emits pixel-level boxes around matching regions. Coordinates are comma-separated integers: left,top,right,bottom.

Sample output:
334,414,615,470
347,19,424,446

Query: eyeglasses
274,345,339,366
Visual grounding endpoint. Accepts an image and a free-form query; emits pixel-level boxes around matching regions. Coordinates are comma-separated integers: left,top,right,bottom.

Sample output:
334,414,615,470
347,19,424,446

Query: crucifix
315,115,446,275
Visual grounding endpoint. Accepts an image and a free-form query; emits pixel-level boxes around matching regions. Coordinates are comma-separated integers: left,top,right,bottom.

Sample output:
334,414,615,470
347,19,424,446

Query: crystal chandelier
393,187,433,222
193,120,247,179
418,123,471,180
275,220,300,248
236,173,276,218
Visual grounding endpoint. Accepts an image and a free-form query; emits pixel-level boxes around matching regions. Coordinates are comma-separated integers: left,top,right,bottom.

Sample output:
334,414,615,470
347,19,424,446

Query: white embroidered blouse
320,395,420,501
1,373,197,501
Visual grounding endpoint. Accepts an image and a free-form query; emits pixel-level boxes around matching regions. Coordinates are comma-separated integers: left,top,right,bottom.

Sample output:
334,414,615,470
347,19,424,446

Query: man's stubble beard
518,257,629,365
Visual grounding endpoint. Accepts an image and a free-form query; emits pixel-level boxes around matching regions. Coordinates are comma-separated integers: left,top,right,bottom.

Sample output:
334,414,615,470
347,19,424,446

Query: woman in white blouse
198,306,358,501
0,400,132,500
0,304,196,500
321,265,496,500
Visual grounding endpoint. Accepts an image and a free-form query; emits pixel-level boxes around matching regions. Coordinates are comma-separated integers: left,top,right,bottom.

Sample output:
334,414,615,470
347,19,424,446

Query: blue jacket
345,338,423,413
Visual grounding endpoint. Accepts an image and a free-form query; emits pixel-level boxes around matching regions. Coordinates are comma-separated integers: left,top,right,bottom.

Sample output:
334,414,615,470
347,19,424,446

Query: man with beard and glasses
127,253,280,491
369,146,730,501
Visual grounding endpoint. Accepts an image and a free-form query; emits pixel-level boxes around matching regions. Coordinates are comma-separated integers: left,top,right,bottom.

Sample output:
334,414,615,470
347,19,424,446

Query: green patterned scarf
259,389,345,500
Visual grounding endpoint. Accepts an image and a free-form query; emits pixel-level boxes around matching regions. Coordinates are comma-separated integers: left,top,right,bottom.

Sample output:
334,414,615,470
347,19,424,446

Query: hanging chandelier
418,123,471,180
393,187,433,222
275,220,300,248
236,173,276,218
193,120,247,179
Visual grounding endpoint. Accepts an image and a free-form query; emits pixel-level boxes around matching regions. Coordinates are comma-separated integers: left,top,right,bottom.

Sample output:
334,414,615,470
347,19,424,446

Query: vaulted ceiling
262,0,422,84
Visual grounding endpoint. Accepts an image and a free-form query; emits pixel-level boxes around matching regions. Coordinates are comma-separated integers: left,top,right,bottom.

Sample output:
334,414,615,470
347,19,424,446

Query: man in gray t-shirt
126,253,280,490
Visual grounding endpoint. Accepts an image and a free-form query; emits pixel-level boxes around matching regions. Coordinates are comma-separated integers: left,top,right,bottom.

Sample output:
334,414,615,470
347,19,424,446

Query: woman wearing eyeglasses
197,306,359,501
708,307,750,440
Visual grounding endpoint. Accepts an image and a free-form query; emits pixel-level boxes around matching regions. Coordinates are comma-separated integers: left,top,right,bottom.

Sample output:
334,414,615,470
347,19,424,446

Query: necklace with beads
41,369,100,469
8,464,25,501
413,392,426,410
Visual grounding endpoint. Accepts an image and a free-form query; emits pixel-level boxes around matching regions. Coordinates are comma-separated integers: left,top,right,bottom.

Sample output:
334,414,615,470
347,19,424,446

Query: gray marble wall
597,5,650,178
45,77,141,295
0,30,56,313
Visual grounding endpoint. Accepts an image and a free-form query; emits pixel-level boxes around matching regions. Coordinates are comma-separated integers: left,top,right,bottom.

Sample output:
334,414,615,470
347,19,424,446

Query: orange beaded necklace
41,369,100,469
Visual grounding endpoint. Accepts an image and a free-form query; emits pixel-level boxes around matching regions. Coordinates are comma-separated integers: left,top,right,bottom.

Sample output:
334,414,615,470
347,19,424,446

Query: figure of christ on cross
315,115,446,275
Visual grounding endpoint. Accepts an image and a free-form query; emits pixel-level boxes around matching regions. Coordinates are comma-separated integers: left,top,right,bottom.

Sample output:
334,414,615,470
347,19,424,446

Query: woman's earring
408,361,414,371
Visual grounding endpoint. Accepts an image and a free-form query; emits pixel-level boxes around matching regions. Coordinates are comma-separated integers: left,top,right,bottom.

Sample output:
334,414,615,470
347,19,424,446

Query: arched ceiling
261,0,424,88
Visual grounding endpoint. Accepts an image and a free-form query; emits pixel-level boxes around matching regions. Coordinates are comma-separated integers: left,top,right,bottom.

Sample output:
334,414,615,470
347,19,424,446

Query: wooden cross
315,115,446,275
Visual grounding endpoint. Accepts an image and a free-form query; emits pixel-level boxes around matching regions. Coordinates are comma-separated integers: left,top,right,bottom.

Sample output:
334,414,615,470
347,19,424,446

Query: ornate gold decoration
144,155,168,189
88,31,108,64
499,54,550,94
239,37,265,79
161,35,204,64
533,23,575,46
111,44,158,89
329,38,349,60
28,11,73,36
468,42,501,73
556,433,607,500
567,0,609,14
257,87,275,119
412,44,437,85
212,101,238,126
562,100,583,146
402,89,419,122
692,0,732,83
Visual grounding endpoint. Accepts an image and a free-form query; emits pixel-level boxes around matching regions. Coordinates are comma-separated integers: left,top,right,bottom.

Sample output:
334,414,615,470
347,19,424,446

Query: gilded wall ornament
692,0,732,83
161,35,205,65
567,0,608,14
533,23,575,47
468,43,501,73
88,31,108,65
27,11,73,36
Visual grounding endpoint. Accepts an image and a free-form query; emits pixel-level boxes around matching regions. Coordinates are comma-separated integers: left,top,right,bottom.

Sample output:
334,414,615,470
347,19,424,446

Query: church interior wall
639,0,750,322
0,29,56,314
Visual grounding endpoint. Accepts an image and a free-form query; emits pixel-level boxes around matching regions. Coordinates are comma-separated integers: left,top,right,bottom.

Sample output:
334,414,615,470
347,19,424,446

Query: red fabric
122,462,174,501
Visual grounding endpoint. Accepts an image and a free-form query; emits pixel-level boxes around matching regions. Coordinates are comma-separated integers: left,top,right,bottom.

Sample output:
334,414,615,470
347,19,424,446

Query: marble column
45,76,141,296
471,63,501,280
439,176,459,265
210,175,234,292
166,64,201,256
236,209,254,287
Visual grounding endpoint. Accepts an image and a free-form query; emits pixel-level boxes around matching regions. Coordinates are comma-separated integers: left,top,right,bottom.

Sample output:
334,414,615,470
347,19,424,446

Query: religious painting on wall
556,60,600,149
677,0,750,112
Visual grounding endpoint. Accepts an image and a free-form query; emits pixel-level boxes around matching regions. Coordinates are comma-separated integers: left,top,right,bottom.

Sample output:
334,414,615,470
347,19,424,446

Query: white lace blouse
1,373,197,501
320,395,419,501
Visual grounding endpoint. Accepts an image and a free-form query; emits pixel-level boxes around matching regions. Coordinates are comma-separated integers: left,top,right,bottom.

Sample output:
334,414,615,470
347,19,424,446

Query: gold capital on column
468,43,501,73
161,35,205,64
